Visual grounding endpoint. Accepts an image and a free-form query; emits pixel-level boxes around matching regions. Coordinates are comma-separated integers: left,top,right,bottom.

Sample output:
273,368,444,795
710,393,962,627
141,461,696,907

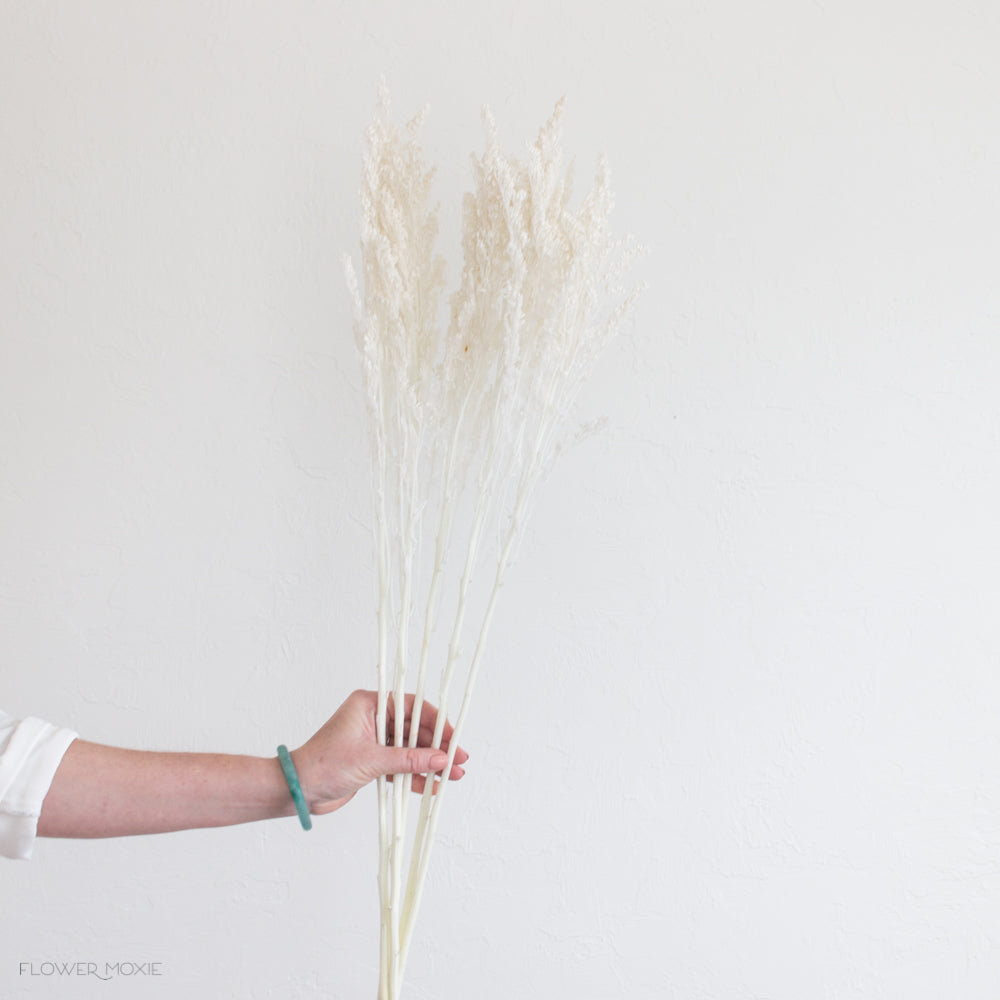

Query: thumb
379,746,449,778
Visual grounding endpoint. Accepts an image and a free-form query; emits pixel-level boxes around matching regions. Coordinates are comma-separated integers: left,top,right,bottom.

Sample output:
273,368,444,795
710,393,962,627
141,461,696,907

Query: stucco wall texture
4,2,1000,997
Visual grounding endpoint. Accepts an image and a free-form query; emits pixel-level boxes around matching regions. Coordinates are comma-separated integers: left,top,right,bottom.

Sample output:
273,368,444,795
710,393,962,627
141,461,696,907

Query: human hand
290,690,468,816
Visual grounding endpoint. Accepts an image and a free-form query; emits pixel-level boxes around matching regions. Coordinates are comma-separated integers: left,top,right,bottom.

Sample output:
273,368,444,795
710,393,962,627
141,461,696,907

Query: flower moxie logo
19,961,163,980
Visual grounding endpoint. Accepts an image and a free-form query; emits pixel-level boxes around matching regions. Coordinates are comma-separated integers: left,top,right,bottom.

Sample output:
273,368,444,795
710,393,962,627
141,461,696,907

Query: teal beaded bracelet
277,745,312,831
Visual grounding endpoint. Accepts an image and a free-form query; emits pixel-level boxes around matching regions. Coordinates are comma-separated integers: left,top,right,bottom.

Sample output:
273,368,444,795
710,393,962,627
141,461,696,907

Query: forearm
37,740,296,839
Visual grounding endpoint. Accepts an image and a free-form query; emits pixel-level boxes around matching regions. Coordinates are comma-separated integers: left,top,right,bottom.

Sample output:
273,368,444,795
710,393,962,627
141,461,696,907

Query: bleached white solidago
345,89,642,1000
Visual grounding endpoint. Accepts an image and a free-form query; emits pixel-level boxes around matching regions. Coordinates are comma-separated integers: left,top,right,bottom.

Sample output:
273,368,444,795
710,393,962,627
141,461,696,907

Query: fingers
404,769,463,795
383,726,470,766
386,692,453,741
390,764,465,793
382,692,470,766
388,760,466,782
379,746,467,784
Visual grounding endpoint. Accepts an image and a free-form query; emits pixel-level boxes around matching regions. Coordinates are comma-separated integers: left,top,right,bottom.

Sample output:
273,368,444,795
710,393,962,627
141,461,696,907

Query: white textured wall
4,2,1000,997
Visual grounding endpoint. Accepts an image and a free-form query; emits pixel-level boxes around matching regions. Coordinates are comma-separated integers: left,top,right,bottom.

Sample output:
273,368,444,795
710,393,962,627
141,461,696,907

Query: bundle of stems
344,88,641,1000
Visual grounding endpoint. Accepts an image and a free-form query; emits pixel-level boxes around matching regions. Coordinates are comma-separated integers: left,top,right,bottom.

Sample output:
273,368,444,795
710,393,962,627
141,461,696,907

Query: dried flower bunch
344,86,642,1000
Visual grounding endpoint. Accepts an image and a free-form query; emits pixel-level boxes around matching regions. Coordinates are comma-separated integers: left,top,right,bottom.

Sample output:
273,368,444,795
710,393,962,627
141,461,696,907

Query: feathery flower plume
345,88,642,1000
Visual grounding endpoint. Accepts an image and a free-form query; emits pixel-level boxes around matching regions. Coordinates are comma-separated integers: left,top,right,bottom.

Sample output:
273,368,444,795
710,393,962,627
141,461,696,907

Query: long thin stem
375,476,391,1000
398,400,468,809
398,491,523,970
389,429,424,997
401,480,487,912
400,392,507,926
399,367,558,966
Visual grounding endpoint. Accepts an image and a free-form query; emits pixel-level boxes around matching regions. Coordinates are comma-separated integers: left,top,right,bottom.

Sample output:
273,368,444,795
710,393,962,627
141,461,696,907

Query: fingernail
431,752,448,770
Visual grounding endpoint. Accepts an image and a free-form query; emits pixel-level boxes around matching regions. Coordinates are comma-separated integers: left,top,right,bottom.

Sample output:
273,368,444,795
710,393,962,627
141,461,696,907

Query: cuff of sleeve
0,717,78,860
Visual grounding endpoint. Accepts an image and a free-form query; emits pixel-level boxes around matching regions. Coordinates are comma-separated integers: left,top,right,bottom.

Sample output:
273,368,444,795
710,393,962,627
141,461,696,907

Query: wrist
242,755,300,823
277,747,313,830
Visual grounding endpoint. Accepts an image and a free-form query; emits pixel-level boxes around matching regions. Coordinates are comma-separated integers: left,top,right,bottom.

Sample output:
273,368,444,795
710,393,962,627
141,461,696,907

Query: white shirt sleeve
0,710,78,860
